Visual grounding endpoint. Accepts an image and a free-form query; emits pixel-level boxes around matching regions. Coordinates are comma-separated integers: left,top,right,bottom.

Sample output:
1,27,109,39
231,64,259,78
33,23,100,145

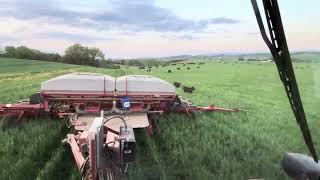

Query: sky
0,0,319,58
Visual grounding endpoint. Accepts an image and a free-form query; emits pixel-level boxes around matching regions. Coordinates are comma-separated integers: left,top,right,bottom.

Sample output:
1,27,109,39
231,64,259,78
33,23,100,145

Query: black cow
183,86,195,93
173,82,181,88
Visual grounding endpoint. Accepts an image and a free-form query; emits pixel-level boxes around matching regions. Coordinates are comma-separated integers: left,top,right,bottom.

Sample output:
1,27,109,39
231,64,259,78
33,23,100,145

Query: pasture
0,57,319,180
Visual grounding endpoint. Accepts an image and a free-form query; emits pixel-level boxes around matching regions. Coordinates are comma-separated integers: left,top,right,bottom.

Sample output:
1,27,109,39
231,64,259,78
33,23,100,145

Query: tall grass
0,58,319,179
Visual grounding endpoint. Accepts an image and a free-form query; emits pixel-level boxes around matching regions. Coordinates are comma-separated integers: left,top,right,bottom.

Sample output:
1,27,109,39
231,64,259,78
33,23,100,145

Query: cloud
247,32,260,36
0,34,18,43
160,33,197,41
0,0,240,33
34,31,115,43
176,35,194,40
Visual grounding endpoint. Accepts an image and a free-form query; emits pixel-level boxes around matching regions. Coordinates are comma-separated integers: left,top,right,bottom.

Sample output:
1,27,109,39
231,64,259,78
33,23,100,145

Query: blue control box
121,96,131,110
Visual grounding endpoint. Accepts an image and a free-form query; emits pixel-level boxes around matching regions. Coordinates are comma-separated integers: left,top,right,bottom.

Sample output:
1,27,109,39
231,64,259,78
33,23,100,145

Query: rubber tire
190,110,198,119
169,96,182,110
29,92,44,104
0,114,19,130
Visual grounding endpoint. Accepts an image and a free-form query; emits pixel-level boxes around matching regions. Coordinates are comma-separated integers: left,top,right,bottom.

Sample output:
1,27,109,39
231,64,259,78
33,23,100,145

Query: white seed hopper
116,75,175,94
41,73,115,93
41,73,175,95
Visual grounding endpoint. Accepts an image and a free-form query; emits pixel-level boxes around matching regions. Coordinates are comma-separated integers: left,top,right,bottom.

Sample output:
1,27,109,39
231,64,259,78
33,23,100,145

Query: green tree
4,46,16,57
88,47,104,60
15,46,34,59
63,44,112,68
126,60,144,67
88,47,105,67
63,44,90,65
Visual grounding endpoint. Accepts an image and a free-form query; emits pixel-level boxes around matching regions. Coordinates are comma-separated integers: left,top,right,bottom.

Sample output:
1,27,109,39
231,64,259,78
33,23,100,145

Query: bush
3,46,61,62
1,44,120,69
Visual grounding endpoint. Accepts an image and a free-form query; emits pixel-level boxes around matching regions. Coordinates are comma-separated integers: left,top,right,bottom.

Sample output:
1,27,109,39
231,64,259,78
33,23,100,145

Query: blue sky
0,0,319,58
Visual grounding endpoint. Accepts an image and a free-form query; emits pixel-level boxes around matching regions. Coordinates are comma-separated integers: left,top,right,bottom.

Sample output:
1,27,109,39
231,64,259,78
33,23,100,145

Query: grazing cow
177,67,180,70
173,82,181,88
168,70,172,73
183,86,195,93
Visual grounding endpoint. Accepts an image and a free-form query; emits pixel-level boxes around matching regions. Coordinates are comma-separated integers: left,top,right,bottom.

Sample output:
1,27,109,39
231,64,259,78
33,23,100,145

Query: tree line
0,44,120,69
120,59,168,67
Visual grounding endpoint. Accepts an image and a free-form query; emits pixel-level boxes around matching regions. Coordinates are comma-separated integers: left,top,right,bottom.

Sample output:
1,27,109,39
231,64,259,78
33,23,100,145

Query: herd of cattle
136,62,203,93
139,62,206,74
138,61,204,93
138,60,288,93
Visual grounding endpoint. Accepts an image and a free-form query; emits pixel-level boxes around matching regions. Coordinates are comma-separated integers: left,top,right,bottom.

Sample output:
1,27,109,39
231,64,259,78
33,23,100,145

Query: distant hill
218,52,320,62
161,51,320,62
118,51,320,63
291,52,320,62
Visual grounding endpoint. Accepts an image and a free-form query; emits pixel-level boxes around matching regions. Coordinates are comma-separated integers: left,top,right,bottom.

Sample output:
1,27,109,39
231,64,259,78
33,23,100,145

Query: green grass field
0,57,320,180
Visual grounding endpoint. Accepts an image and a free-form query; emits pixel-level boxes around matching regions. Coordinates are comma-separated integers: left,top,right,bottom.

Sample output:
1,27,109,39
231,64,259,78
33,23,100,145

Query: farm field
0,57,320,180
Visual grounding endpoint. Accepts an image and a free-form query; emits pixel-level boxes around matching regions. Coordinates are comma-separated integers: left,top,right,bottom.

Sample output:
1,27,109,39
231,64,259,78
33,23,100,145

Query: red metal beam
174,104,241,113
66,134,86,171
